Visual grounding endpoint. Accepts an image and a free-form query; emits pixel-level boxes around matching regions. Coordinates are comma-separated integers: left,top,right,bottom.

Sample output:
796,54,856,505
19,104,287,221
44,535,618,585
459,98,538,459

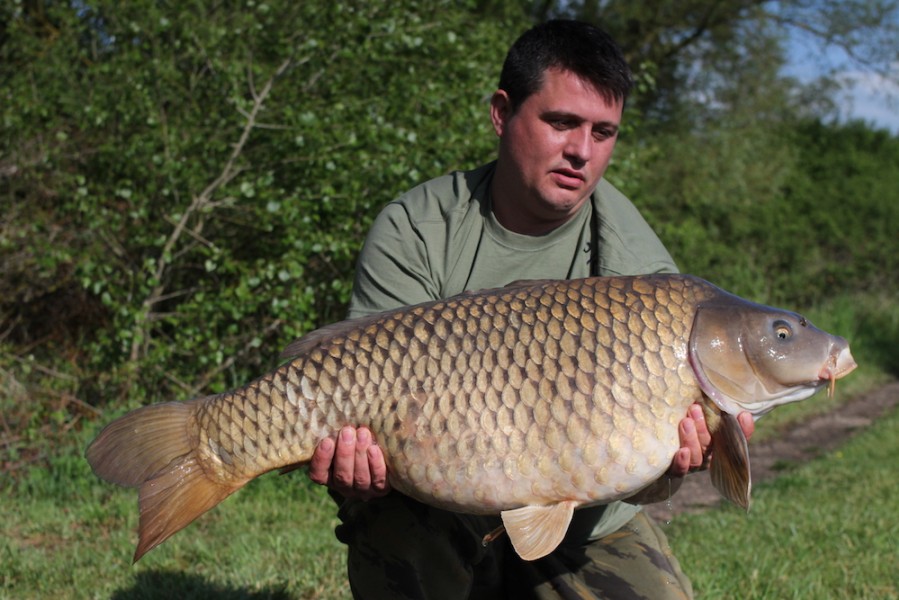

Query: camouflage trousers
334,492,693,600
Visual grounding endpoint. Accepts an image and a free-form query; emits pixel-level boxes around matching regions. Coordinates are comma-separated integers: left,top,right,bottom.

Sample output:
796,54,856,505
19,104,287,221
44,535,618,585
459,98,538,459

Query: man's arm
346,202,440,319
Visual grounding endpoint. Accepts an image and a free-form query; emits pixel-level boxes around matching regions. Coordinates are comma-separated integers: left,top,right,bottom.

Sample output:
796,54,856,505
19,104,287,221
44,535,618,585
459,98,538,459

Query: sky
785,30,899,135
833,68,899,134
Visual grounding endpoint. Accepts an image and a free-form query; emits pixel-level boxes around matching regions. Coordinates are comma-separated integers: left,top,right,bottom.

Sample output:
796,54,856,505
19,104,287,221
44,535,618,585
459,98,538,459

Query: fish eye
774,320,793,340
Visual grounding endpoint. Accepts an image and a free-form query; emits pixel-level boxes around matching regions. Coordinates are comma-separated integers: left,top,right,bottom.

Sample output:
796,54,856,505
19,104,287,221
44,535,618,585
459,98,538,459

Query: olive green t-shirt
347,160,679,541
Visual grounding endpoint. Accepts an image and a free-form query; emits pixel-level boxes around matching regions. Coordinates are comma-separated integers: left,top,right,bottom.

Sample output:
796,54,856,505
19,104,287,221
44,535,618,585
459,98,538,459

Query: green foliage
0,1,529,421
622,119,899,307
781,121,899,299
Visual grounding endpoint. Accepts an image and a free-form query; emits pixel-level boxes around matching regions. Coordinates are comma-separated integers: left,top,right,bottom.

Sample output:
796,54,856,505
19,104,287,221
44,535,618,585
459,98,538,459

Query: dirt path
645,380,899,522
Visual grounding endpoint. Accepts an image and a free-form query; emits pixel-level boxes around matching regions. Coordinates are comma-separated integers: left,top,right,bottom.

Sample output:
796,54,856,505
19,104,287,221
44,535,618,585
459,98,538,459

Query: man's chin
540,190,590,215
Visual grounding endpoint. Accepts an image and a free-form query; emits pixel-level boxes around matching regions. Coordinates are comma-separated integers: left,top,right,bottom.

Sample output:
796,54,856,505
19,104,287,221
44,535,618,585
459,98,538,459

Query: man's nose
563,127,593,164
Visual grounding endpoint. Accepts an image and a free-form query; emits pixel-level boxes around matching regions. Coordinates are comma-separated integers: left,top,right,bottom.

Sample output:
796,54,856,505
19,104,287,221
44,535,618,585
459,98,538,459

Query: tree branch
129,56,293,362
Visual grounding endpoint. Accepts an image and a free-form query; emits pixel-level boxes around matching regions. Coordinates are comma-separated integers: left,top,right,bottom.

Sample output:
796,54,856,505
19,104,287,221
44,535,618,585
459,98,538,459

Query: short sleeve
347,202,442,318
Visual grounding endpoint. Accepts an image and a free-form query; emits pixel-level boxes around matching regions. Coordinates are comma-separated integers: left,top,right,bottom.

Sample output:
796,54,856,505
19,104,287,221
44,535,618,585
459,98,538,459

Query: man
308,19,754,599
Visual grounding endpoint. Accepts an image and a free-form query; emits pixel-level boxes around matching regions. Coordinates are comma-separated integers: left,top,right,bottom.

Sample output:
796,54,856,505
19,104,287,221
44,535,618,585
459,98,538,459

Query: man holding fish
86,18,855,598
309,19,755,600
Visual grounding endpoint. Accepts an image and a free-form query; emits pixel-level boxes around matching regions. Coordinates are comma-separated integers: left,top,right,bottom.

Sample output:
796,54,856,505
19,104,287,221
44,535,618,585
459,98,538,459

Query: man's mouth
551,169,584,188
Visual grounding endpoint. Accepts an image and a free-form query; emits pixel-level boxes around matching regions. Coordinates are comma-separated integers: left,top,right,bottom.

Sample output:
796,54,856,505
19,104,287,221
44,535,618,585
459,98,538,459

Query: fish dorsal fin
278,313,389,361
502,279,556,289
500,500,578,561
710,412,752,510
280,279,555,361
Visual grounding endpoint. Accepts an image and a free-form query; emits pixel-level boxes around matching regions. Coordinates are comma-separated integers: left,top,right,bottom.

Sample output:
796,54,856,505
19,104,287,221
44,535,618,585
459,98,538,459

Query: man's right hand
308,426,391,500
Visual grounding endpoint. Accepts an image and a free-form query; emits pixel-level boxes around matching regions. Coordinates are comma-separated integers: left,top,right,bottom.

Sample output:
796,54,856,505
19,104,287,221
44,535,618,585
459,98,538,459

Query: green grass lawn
3,400,896,599
664,402,899,599
1,456,350,599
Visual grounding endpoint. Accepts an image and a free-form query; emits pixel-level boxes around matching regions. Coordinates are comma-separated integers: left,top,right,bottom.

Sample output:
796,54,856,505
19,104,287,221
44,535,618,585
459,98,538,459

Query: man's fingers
670,407,753,478
353,427,373,491
367,443,390,496
306,425,391,500
331,426,358,490
308,437,336,486
679,416,703,468
738,411,755,441
670,403,714,477
670,447,691,477
690,404,712,453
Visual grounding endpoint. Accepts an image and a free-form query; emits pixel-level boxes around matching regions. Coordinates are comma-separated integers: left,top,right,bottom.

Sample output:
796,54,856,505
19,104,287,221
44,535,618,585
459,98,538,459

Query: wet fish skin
86,274,856,562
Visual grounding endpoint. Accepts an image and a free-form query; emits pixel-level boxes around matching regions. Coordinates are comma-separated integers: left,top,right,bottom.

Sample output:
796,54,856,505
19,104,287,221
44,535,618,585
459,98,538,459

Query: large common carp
87,274,856,562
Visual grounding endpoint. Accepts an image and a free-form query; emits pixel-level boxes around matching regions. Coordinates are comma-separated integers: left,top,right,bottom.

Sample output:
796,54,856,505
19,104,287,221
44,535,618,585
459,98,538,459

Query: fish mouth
819,345,858,398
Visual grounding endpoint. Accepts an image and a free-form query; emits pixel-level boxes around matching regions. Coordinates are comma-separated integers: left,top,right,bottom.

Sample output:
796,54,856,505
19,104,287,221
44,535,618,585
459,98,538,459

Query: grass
662,402,899,599
0,446,350,599
1,291,897,599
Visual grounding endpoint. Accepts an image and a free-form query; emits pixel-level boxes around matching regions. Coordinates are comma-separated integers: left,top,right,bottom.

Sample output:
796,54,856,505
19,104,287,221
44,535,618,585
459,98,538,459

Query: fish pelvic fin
501,500,578,561
709,412,752,511
85,399,245,562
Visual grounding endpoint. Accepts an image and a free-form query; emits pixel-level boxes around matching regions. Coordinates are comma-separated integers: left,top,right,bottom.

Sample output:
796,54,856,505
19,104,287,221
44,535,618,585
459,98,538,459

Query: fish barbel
86,274,856,561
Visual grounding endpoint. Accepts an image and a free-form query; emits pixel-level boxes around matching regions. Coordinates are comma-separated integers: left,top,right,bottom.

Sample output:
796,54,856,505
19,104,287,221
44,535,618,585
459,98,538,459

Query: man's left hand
669,403,754,476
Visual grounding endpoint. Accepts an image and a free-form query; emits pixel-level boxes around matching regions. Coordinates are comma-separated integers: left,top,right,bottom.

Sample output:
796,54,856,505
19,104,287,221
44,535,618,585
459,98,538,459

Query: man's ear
490,89,512,137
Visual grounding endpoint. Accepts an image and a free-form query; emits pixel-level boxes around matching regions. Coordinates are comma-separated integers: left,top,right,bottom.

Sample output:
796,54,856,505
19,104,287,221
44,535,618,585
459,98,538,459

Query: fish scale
194,276,710,513
86,273,857,562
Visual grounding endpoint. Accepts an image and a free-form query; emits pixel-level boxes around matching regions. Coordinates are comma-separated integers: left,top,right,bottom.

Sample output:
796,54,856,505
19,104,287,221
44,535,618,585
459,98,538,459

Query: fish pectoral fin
710,412,752,511
500,500,578,561
278,463,304,475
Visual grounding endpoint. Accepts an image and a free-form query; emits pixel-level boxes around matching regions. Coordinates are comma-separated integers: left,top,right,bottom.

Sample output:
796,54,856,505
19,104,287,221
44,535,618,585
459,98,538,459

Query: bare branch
187,318,284,396
247,52,259,103
129,56,293,362
161,214,220,252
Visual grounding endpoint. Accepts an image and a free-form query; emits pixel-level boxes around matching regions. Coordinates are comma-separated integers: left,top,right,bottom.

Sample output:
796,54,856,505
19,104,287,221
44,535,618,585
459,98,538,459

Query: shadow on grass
110,570,291,600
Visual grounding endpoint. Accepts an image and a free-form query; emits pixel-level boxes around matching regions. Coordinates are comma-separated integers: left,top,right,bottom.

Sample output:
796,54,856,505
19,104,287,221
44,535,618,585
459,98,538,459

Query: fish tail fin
133,451,241,562
86,399,245,561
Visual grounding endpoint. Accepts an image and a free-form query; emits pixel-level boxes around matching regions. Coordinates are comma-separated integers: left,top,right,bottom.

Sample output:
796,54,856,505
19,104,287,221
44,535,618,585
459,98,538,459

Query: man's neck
490,169,588,236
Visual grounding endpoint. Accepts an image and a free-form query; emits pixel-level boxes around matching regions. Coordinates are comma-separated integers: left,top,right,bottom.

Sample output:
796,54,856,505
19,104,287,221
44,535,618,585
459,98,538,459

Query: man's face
490,68,623,235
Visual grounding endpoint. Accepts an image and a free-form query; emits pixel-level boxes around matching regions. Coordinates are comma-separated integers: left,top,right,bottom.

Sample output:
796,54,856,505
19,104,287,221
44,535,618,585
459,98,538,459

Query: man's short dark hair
498,20,634,111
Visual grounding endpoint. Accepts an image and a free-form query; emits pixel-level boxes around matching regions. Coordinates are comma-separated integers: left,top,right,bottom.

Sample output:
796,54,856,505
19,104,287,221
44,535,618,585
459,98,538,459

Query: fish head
688,295,857,419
